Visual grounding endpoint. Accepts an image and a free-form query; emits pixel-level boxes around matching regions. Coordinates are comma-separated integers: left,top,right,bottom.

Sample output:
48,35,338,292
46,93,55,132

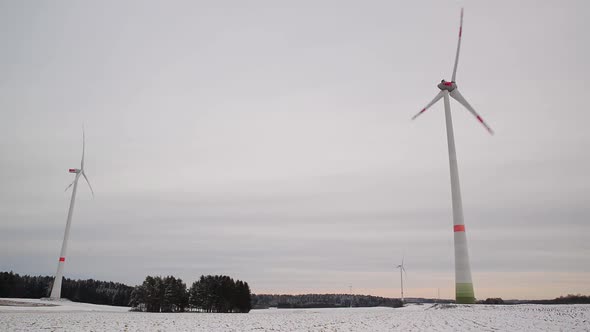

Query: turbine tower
396,258,406,304
50,129,94,299
411,8,493,304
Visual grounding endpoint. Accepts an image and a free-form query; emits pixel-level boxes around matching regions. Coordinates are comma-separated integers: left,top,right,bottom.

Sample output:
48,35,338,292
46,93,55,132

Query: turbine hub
437,80,457,92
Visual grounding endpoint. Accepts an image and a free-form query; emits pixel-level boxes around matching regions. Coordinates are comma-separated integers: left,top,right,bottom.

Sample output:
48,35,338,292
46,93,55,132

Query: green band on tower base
456,283,475,304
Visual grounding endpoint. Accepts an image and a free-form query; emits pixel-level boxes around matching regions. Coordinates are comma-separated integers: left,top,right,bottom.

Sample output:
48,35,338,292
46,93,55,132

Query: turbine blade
412,91,445,120
82,171,94,197
451,8,464,82
81,127,86,169
65,180,75,192
449,89,494,134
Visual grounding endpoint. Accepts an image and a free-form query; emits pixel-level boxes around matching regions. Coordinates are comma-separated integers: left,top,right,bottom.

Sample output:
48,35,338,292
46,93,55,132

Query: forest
0,271,132,306
0,271,251,312
251,293,403,309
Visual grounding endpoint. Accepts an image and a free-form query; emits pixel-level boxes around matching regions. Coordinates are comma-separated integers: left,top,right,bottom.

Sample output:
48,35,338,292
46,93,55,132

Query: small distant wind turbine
396,257,407,304
411,8,492,304
50,129,94,299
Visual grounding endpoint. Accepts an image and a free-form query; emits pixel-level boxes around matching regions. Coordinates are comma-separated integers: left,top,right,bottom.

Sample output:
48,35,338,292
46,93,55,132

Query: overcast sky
1,0,589,300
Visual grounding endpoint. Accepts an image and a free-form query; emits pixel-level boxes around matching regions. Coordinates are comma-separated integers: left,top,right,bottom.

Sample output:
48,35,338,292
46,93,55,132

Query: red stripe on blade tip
59,257,65,262
454,225,465,232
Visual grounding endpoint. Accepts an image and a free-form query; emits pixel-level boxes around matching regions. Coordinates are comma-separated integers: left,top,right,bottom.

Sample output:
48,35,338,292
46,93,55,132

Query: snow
0,298,129,313
1,299,589,331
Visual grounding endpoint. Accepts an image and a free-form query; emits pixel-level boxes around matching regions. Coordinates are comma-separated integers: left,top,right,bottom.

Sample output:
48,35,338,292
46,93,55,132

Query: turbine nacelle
438,80,457,92
69,168,81,174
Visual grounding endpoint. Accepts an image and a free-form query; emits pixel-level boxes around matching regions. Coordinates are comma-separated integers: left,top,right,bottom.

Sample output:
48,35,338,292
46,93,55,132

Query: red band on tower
454,225,465,232
59,257,65,262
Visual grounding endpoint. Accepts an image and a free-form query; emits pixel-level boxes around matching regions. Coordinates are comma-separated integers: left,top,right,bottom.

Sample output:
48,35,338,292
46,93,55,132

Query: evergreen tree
162,276,188,312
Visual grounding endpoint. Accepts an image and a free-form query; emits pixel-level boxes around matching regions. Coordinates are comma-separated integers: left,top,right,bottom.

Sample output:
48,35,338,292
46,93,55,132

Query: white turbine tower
412,8,493,304
50,129,94,299
396,258,407,304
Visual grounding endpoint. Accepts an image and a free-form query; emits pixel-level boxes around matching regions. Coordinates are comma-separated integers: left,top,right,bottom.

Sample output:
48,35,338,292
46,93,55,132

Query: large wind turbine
396,258,407,304
412,8,493,304
50,130,94,299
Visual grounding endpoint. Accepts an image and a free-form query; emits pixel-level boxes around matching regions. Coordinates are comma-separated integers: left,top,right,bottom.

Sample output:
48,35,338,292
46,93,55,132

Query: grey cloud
1,0,589,299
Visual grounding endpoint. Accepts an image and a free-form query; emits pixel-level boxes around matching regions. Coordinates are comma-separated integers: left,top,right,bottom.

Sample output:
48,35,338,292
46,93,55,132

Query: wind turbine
411,8,492,304
396,258,407,304
49,129,94,299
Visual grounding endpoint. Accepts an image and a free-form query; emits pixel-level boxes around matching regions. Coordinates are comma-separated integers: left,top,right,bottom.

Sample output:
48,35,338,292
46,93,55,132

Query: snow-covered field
1,298,589,331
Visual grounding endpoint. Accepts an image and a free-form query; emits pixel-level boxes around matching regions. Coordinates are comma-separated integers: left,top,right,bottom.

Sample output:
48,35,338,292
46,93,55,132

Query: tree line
480,294,590,305
251,293,403,309
0,271,133,306
478,298,505,304
129,275,251,313
6,270,588,310
527,294,590,305
0,271,251,313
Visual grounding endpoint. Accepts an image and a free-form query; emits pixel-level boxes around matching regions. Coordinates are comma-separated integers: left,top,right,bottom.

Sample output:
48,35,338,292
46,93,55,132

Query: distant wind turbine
396,258,407,304
411,8,492,304
50,129,94,299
